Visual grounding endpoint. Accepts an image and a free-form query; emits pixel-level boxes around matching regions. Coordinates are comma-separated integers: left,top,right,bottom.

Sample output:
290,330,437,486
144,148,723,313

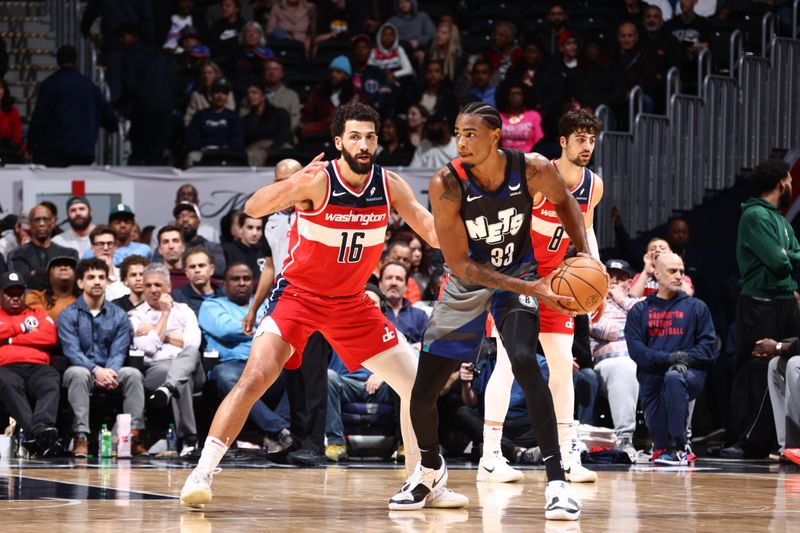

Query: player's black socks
420,447,442,470
543,451,566,482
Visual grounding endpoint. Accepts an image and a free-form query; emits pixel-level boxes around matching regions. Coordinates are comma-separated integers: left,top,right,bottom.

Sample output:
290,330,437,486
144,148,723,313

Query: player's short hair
558,109,602,138
380,260,409,281
331,102,381,139
459,102,502,131
119,254,150,279
76,258,109,280
749,158,791,194
89,224,116,244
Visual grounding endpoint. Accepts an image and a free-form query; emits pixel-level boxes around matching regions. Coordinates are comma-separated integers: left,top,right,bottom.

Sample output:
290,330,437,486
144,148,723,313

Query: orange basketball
550,256,608,314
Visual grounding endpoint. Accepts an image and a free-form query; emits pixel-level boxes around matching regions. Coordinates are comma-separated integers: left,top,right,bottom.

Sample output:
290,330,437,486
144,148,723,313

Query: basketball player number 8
338,231,365,263
491,243,515,267
548,226,565,252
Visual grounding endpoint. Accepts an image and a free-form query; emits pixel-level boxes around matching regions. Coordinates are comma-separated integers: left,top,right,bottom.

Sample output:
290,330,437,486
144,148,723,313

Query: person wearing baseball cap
53,196,96,258
165,202,226,278
589,258,642,460
185,77,245,167
24,255,78,322
0,270,63,457
104,204,152,265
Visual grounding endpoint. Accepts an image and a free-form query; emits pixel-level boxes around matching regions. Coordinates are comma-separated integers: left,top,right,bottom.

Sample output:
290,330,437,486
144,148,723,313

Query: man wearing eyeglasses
88,225,128,301
9,204,79,290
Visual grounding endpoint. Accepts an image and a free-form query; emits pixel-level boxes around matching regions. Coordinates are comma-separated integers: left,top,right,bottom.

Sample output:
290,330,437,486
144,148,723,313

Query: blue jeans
325,369,396,445
212,360,290,437
536,354,599,425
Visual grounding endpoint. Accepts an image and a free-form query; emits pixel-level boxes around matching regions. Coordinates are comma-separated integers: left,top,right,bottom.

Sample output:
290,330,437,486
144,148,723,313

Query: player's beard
569,151,591,167
342,147,374,175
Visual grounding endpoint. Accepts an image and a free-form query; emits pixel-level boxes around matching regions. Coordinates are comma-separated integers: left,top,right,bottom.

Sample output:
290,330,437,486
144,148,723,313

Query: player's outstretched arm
429,167,576,313
244,153,329,217
386,171,439,249
526,153,590,254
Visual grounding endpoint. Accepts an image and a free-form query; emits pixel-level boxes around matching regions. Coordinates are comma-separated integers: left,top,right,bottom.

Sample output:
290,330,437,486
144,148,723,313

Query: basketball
550,256,608,313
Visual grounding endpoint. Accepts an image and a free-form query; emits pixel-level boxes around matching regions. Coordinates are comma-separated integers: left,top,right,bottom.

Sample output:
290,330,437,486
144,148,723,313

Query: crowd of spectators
2,0,792,167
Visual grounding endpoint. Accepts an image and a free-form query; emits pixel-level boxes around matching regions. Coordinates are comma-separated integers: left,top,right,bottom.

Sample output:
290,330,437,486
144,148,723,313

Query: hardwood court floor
2,460,800,532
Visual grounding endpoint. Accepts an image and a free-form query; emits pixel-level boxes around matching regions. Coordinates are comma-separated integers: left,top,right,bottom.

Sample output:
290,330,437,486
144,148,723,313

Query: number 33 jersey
530,164,597,277
447,148,536,280
281,160,391,297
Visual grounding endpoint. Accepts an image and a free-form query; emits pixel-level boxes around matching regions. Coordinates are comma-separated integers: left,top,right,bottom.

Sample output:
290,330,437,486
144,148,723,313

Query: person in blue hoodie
625,252,716,465
198,262,292,454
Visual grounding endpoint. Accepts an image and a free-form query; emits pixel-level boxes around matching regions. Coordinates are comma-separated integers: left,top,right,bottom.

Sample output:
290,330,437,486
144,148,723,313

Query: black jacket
9,242,79,290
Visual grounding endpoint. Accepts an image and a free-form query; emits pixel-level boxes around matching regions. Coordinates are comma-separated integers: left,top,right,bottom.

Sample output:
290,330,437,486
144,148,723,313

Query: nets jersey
447,148,536,280
280,160,391,297
530,164,597,277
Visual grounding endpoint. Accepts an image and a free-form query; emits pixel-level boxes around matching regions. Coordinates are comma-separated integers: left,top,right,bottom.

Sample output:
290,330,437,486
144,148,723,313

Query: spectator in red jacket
0,271,62,457
0,79,22,159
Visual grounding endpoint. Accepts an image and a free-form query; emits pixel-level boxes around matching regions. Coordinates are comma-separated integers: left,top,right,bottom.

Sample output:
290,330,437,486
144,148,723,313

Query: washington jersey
447,148,536,280
280,160,391,297
530,165,597,277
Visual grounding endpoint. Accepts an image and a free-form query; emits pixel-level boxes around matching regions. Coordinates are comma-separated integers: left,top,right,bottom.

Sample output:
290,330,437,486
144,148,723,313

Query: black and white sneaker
544,480,581,520
389,456,467,510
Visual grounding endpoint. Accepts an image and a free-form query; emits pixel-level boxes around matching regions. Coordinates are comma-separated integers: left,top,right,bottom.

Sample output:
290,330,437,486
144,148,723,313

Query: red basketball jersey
530,164,597,277
280,160,392,297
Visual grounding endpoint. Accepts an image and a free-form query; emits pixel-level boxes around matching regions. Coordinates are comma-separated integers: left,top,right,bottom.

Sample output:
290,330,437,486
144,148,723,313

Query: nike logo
332,191,347,197
482,465,495,473
431,469,445,488
466,195,482,202
509,183,521,191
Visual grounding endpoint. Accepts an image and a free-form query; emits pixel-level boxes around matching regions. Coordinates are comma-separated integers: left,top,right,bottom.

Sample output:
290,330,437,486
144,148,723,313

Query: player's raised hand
525,269,578,315
293,152,328,184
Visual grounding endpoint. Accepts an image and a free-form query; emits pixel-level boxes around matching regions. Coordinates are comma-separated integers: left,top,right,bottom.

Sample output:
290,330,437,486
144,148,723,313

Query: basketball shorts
539,303,576,334
423,274,540,363
255,275,399,371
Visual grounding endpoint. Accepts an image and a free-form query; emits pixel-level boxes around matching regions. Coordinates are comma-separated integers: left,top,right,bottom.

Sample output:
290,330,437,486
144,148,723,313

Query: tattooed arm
429,166,577,313
244,153,329,217
525,153,589,254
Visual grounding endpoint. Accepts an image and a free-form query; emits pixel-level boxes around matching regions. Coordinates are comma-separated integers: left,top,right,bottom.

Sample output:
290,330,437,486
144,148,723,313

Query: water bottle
100,424,112,458
16,428,26,459
166,424,177,454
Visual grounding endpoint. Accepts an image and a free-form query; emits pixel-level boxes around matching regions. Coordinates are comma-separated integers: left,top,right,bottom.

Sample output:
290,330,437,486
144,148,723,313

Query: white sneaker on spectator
615,435,637,463
564,440,597,483
180,467,221,508
180,442,199,457
477,451,523,483
544,480,581,520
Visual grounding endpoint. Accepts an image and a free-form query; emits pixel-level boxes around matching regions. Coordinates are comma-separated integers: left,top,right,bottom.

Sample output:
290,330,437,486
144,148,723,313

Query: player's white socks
483,425,503,457
197,436,229,473
557,421,575,454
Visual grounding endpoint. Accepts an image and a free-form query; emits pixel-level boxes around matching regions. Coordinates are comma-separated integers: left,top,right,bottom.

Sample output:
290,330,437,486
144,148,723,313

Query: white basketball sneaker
389,456,468,510
544,480,582,520
563,440,597,483
477,451,523,483
180,467,221,508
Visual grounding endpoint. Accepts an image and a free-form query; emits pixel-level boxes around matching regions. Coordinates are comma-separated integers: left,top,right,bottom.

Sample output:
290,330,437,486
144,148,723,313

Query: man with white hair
624,253,715,466
129,262,204,456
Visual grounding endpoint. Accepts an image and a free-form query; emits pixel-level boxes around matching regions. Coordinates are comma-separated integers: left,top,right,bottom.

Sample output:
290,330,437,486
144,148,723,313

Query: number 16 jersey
280,160,391,297
530,164,597,277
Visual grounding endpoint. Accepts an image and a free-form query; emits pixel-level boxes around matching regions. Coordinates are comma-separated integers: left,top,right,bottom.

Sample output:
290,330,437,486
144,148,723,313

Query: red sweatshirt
0,106,22,146
0,307,57,366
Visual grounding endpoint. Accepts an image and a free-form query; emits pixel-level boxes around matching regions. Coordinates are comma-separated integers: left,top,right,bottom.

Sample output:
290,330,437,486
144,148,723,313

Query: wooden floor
2,460,800,532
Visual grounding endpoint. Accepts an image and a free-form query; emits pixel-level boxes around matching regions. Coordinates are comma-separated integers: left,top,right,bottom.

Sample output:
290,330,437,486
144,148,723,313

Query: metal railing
594,12,799,248
794,0,799,39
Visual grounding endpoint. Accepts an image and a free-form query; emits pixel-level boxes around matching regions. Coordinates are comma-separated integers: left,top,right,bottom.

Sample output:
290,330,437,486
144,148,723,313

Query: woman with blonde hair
184,59,236,125
425,21,462,83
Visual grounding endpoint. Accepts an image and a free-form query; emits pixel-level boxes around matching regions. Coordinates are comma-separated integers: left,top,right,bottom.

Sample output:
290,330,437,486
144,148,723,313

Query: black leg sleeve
498,311,565,482
409,351,461,469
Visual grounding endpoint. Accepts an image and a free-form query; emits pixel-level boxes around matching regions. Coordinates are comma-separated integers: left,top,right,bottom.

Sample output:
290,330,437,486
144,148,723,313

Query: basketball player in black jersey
389,103,602,520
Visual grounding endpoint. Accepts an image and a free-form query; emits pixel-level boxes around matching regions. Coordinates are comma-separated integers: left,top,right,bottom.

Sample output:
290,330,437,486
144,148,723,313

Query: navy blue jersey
446,148,536,280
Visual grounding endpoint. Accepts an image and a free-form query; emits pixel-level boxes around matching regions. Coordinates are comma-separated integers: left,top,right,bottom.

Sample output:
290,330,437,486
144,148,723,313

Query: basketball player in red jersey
180,103,467,509
479,110,604,485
